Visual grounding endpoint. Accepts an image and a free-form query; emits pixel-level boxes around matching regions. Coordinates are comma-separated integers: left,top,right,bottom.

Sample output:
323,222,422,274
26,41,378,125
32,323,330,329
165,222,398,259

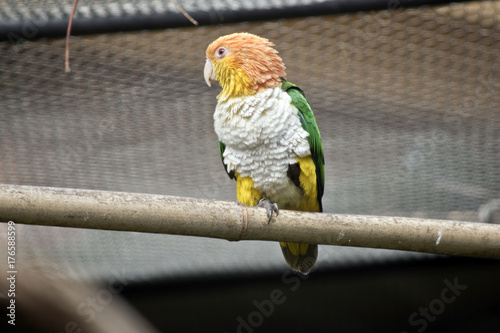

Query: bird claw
257,198,279,224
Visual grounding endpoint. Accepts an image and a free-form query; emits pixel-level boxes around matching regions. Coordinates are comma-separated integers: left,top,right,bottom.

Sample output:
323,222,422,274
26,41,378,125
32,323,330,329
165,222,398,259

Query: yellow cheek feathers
214,60,255,98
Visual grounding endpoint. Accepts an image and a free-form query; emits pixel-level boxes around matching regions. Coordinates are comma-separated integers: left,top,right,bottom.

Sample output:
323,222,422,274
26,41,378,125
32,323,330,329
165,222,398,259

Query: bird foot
257,199,279,224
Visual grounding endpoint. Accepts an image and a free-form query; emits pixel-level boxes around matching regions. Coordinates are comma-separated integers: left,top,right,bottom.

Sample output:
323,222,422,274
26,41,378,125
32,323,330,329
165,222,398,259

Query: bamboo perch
0,184,498,259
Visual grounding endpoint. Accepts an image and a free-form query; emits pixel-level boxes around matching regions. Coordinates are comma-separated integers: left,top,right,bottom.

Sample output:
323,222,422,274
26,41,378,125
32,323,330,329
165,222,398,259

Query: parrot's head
204,33,286,99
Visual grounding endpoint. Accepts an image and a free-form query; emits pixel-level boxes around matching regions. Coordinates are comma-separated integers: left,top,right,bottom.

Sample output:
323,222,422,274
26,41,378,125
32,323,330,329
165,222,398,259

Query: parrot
204,32,324,274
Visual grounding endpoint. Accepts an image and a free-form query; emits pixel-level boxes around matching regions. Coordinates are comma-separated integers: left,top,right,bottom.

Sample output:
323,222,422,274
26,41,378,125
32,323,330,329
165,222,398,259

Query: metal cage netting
0,0,499,280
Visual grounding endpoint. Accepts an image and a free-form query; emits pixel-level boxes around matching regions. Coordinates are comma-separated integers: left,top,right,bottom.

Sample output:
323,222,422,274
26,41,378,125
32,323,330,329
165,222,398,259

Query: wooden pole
0,185,498,259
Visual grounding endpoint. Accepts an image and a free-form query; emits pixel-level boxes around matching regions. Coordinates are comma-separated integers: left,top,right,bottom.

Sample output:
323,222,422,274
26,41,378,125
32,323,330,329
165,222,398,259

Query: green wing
281,79,325,211
218,141,235,179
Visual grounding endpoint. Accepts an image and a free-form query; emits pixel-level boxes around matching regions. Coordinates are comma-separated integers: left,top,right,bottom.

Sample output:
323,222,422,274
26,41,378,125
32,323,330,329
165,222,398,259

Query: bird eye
215,47,228,60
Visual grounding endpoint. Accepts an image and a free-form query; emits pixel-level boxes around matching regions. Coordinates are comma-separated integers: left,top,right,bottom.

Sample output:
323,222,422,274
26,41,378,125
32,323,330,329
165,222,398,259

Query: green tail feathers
280,242,318,275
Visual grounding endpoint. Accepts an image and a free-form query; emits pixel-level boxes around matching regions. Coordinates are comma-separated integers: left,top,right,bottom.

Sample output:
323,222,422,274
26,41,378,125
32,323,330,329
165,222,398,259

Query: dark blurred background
1,0,499,332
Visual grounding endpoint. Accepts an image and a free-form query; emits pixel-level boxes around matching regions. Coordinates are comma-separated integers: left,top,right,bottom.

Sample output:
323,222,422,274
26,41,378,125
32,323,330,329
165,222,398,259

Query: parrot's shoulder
280,79,311,117
280,78,305,99
279,78,320,143
280,79,298,92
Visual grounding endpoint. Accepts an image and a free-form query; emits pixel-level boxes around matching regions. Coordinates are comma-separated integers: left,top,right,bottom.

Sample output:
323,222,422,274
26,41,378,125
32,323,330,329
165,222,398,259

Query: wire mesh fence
0,0,499,280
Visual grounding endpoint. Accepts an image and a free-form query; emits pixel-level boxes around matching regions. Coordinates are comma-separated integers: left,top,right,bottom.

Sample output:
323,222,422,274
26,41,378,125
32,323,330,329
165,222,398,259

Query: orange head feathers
204,33,286,98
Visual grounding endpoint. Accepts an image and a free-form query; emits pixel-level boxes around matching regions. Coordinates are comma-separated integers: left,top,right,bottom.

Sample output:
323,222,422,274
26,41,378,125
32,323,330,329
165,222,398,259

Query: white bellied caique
204,32,324,274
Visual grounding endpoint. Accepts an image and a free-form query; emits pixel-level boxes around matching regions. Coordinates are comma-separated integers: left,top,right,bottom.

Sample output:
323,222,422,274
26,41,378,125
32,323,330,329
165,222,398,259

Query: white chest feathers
214,86,311,199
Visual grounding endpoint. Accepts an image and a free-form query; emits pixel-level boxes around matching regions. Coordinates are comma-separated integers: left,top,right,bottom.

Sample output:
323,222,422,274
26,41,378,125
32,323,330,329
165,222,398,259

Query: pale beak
204,58,215,87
